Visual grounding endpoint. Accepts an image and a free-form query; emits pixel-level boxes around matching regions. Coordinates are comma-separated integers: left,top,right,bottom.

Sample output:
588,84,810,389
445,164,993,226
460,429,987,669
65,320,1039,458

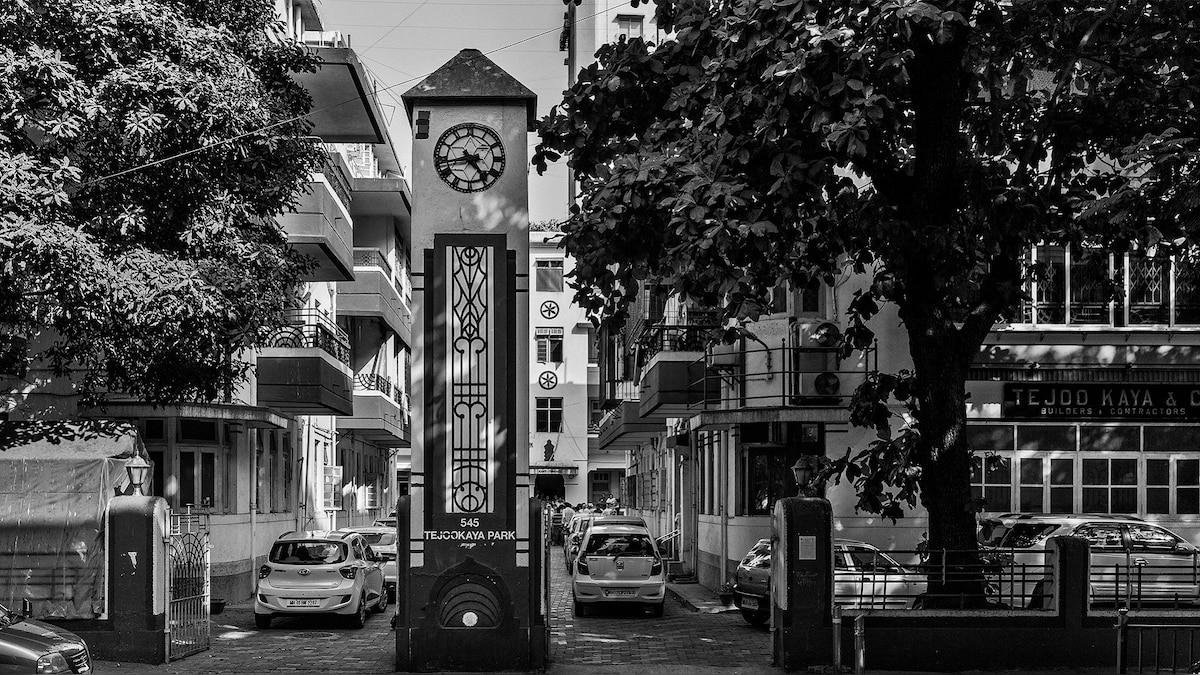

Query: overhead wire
79,1,630,188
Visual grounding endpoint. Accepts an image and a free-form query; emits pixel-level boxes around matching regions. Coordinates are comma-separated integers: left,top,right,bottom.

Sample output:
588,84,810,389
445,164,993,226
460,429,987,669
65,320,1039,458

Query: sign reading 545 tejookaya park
1003,383,1200,421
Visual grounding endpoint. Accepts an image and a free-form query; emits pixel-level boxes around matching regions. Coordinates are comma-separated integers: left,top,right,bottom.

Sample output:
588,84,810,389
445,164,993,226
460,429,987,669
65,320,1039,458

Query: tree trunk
908,318,992,607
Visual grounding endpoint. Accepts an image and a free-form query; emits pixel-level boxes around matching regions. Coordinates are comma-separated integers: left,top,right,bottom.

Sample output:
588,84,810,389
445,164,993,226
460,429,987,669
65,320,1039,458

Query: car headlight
36,652,69,674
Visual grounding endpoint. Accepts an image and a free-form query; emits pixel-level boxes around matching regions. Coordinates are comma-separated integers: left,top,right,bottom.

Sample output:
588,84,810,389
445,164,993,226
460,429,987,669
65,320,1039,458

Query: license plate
740,596,759,610
285,599,321,608
604,589,636,597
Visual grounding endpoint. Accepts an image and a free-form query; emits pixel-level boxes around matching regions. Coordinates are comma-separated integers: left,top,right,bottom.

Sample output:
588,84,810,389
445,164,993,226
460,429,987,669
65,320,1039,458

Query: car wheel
348,594,368,628
374,588,389,613
740,608,767,626
651,602,664,618
254,613,271,629
573,600,586,617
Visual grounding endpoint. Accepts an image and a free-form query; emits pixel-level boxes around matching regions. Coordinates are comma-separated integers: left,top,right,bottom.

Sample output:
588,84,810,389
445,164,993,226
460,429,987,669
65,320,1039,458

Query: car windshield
360,532,397,547
740,541,772,569
270,540,347,565
1000,523,1060,548
584,533,655,557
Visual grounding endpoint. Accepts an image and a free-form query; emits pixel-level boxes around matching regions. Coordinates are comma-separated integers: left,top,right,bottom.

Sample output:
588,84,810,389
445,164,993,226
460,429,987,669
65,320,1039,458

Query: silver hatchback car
572,523,666,616
254,530,388,629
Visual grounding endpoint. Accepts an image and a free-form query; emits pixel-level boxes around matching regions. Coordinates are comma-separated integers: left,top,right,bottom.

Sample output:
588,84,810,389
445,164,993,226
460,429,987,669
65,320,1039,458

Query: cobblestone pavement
94,547,770,674
548,548,771,667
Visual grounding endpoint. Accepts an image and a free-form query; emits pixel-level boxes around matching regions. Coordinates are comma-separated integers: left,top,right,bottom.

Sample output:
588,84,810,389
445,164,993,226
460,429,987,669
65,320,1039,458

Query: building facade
2,0,413,602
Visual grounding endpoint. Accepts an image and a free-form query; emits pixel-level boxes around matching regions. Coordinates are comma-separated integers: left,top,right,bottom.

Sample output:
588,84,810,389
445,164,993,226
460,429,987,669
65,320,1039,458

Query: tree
535,0,1200,596
1,0,322,407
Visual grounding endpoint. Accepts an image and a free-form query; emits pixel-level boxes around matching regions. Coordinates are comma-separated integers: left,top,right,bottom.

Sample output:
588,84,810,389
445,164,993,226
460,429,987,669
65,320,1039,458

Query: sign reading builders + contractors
1003,383,1200,421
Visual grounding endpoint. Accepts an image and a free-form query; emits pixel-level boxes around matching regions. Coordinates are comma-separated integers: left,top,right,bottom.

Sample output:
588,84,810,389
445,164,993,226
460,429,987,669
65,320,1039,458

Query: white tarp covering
0,422,142,619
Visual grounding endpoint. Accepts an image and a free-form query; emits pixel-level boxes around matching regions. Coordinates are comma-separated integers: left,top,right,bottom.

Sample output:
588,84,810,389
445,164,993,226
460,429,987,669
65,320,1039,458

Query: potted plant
210,598,227,615
717,582,736,605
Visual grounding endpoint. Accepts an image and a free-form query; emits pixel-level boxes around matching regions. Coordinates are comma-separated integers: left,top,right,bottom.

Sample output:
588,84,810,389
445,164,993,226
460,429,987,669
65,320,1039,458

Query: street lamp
791,458,816,497
125,454,151,496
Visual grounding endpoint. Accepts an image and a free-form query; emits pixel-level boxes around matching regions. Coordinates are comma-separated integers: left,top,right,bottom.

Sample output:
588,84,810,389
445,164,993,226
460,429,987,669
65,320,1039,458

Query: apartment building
4,0,413,601
527,228,617,506
608,248,1200,589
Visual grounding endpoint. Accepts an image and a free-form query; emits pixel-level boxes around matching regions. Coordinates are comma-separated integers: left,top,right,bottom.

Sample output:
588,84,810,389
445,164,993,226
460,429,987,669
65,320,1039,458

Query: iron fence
267,309,351,365
688,340,877,410
354,372,394,398
1090,552,1200,610
168,509,210,661
1117,611,1200,674
353,247,395,279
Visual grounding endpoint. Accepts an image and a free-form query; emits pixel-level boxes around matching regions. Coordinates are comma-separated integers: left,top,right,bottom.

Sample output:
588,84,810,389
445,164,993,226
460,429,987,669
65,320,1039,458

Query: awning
0,420,143,457
530,461,579,477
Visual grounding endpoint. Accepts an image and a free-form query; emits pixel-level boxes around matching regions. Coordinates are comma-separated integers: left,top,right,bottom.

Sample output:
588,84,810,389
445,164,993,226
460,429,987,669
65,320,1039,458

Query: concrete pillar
104,495,169,664
772,496,833,670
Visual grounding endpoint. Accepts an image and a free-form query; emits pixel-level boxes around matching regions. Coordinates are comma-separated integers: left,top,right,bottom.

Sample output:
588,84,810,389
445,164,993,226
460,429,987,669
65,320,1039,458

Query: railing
688,340,876,410
354,373,393,398
1089,551,1200,610
267,309,351,365
353,247,394,279
632,311,720,362
318,147,354,209
1117,611,1200,674
601,380,640,405
828,547,1055,612
301,30,346,48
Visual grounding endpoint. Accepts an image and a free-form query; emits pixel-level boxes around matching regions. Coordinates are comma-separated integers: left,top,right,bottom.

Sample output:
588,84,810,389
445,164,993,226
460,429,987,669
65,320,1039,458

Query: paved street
93,547,770,674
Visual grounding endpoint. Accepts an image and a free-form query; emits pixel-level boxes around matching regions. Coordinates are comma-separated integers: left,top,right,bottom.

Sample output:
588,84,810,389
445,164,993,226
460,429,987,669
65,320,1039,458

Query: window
323,465,343,510
536,328,564,363
615,14,643,40
179,449,218,510
1147,458,1200,515
1082,458,1137,513
587,327,599,363
1019,245,1200,327
746,448,801,515
971,456,1012,513
536,397,563,432
535,259,563,292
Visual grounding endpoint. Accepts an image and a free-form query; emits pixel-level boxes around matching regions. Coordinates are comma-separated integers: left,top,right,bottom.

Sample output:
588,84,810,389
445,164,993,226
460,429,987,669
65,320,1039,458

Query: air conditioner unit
808,322,843,348
813,372,841,395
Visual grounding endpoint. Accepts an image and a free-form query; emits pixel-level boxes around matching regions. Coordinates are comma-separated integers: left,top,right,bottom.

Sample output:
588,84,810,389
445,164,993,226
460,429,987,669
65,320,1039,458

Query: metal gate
167,509,210,661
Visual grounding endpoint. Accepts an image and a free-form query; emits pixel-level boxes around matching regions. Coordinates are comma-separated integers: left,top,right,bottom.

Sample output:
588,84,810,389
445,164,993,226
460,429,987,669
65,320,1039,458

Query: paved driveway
94,547,770,673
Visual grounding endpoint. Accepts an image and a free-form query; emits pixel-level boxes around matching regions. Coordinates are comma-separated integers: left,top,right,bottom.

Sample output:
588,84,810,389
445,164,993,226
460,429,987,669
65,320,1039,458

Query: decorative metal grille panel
446,245,494,514
168,510,210,661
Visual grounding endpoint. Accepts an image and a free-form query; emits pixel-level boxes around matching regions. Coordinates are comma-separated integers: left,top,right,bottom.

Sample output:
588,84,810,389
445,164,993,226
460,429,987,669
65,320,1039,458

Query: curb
667,583,740,614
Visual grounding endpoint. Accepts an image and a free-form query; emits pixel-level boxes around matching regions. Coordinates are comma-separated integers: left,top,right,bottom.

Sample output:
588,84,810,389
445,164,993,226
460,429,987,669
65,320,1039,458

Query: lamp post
125,454,151,496
791,458,816,497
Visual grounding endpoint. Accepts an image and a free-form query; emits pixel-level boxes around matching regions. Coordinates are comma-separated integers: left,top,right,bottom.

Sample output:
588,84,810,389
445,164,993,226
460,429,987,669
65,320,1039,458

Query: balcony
293,38,391,145
339,373,411,447
258,309,354,416
279,152,355,281
597,400,666,451
338,247,410,344
635,312,719,417
685,339,874,426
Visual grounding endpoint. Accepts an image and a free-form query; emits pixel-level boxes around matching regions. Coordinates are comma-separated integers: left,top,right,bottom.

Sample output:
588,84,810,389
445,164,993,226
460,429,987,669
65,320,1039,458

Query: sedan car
572,523,666,616
254,530,388,629
340,526,398,601
0,600,91,674
733,538,927,625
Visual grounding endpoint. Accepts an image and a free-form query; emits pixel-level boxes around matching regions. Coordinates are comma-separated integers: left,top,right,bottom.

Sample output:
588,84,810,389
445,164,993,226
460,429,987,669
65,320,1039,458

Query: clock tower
397,50,542,670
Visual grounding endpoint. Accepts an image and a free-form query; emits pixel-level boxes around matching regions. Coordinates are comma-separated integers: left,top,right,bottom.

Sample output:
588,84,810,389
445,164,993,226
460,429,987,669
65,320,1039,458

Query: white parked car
572,523,666,617
254,530,387,629
340,526,399,601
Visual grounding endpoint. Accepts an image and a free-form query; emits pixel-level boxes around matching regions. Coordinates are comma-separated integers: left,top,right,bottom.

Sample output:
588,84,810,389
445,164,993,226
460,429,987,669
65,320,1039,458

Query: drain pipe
832,605,843,672
854,614,866,674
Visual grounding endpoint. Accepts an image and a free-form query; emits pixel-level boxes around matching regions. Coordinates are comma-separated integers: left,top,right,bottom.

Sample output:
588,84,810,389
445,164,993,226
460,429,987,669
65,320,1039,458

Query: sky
316,0,623,225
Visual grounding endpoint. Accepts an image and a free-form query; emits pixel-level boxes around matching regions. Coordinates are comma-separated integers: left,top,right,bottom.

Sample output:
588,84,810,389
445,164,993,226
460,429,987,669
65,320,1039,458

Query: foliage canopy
536,0,1200,549
1,0,323,406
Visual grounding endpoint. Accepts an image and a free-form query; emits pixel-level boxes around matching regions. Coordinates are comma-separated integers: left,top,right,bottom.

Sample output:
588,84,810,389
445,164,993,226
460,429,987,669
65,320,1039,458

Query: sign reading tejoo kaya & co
1003,383,1200,421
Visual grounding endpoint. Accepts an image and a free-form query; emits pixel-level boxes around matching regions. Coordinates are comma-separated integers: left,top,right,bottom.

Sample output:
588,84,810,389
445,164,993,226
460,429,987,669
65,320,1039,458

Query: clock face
433,123,506,193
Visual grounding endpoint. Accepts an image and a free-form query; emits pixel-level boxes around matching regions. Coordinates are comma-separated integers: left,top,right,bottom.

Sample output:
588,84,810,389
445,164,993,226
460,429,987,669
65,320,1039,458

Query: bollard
1116,607,1128,675
832,605,843,672
854,614,866,674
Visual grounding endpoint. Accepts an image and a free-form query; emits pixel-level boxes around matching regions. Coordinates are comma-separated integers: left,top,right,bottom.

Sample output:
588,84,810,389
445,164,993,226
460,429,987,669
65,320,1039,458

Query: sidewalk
667,580,739,614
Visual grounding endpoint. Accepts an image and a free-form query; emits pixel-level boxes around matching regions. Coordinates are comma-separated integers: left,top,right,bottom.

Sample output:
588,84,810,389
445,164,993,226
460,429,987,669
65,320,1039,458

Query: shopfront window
1019,245,1200,327
746,449,800,515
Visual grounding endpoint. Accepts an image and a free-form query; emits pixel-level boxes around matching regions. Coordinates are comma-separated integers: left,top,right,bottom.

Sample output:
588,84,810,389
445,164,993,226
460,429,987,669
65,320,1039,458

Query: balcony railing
267,309,351,365
636,313,721,362
354,372,393,398
353,247,394,279
688,340,875,409
319,147,354,208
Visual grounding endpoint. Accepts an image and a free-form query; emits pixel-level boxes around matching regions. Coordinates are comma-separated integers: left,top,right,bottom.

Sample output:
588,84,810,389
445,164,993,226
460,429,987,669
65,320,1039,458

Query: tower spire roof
402,49,537,129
